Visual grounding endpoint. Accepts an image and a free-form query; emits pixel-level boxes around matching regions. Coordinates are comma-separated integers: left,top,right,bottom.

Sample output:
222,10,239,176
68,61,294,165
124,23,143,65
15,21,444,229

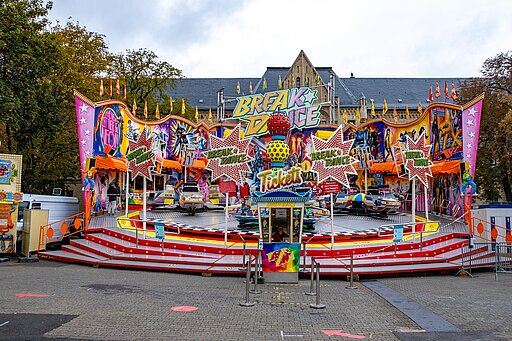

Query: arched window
295,77,300,88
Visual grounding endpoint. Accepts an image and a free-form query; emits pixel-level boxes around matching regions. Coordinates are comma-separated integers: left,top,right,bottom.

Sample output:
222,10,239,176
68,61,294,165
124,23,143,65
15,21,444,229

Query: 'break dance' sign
232,87,321,137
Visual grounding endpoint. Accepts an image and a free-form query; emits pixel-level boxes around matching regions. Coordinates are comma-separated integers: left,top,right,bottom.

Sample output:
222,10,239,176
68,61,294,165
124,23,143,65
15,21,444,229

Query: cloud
48,0,512,78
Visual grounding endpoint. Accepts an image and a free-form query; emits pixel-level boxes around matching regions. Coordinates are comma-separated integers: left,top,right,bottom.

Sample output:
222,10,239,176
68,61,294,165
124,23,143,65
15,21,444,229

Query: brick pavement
0,260,510,340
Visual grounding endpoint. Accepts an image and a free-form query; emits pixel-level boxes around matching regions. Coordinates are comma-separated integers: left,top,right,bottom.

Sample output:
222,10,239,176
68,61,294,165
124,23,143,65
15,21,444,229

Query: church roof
166,57,467,111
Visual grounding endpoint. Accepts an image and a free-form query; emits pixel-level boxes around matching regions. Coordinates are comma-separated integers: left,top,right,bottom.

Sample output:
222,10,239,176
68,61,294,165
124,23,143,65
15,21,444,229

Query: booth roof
95,156,127,172
156,158,207,172
369,161,402,174
431,160,461,175
252,190,311,203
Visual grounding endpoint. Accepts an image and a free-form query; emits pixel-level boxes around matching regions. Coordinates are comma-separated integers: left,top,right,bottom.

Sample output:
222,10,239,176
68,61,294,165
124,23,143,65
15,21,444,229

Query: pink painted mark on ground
16,293,49,297
171,306,198,312
322,329,365,339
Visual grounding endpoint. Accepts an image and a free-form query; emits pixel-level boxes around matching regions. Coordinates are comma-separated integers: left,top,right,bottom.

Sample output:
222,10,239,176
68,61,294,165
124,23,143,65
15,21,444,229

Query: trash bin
22,209,48,256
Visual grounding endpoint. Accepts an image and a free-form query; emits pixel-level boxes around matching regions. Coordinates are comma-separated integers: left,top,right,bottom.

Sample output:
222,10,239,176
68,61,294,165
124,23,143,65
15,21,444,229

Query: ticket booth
254,191,309,283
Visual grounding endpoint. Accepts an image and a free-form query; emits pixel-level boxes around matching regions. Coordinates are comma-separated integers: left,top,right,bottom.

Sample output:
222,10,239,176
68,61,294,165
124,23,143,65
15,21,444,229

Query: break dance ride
35,84,506,278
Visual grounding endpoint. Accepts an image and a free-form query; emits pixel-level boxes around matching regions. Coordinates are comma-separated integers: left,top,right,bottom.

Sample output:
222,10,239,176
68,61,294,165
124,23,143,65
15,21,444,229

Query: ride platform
37,212,493,277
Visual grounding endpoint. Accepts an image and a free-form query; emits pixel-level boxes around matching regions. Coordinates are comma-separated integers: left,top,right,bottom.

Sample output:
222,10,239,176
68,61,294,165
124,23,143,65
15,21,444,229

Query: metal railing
460,242,512,280
37,212,87,253
116,216,181,236
304,257,325,309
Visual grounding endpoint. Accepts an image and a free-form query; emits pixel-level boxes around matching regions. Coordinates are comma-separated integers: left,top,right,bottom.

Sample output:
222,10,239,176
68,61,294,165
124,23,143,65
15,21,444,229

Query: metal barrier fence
460,242,512,280
38,212,87,253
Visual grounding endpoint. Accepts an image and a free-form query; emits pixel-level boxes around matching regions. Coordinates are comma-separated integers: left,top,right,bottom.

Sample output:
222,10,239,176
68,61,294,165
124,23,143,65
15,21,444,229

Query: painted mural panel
92,102,209,162
429,106,463,160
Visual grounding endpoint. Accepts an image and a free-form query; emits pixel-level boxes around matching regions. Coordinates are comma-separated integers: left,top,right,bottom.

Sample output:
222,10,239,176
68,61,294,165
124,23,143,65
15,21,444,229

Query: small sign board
319,180,341,195
155,222,165,240
258,238,263,251
393,225,403,243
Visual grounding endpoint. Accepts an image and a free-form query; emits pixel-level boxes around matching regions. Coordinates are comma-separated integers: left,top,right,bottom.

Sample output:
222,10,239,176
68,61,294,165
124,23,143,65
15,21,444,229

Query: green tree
459,52,512,202
0,0,111,193
0,0,61,192
108,48,189,120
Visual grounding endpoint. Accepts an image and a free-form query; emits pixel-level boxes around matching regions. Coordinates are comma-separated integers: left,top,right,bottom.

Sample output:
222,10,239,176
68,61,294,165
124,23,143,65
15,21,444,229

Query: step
71,239,226,267
101,228,242,256
38,250,100,265
40,249,213,273
85,232,232,260
62,245,110,261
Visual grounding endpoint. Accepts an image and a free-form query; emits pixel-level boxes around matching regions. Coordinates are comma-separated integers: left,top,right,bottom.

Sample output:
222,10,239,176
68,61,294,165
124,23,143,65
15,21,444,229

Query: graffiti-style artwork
431,174,463,216
429,106,463,160
74,90,484,219
95,105,123,157
0,159,16,185
262,243,300,272
0,154,23,254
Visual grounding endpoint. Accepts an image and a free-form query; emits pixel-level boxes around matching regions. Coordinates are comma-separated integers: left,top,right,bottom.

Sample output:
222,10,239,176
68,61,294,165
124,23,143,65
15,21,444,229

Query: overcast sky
47,0,512,79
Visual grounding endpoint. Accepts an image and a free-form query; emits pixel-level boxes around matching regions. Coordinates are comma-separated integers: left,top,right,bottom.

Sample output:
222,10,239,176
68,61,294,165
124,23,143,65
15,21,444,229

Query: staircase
37,223,493,277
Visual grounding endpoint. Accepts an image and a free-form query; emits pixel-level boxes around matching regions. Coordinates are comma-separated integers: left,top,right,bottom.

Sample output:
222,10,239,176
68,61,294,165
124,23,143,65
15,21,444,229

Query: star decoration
128,126,156,180
206,125,252,184
469,132,475,138
85,129,91,136
401,133,432,186
302,88,318,105
311,126,358,188
80,103,88,112
85,151,90,156
80,117,86,124
467,107,477,116
466,119,474,126
81,140,86,145
466,143,472,149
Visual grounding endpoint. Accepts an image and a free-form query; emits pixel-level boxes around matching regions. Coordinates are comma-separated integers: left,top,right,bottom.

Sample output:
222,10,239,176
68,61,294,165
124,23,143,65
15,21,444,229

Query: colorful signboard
262,243,300,273
311,126,358,188
393,225,403,243
155,222,165,240
232,87,321,137
461,95,484,175
400,133,432,186
206,125,251,184
0,154,22,192
0,154,22,254
127,127,157,180
257,166,303,192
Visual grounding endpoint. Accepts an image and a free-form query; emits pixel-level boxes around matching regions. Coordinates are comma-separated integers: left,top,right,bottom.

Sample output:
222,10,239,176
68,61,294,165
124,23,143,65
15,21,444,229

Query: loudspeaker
440,149,453,160
460,161,469,174
104,145,115,156
85,157,96,170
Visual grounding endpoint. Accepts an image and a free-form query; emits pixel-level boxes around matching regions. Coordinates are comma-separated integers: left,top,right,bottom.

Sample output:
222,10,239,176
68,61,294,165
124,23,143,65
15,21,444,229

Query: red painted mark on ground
16,293,49,297
171,306,198,312
322,330,365,339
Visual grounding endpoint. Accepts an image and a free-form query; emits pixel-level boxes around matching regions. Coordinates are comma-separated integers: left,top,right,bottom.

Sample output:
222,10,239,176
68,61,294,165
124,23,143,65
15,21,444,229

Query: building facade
168,50,465,125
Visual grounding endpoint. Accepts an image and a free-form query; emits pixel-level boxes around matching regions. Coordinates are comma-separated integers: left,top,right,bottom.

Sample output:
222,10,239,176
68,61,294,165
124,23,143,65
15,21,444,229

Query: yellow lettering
262,92,277,112
269,90,288,111
233,97,252,117
249,94,264,115
243,114,270,137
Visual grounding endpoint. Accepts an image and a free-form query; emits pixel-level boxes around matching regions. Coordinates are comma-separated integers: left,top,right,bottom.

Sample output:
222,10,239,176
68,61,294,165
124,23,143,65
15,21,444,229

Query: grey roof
339,78,466,109
168,78,259,110
168,74,467,111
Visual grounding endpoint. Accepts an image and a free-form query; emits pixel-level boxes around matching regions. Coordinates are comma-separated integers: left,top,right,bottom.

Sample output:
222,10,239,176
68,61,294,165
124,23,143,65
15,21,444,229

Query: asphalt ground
1,259,510,341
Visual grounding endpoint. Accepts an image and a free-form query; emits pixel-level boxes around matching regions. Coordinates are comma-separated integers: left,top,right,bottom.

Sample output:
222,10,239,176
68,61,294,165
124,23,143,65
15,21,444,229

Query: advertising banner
262,243,300,273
